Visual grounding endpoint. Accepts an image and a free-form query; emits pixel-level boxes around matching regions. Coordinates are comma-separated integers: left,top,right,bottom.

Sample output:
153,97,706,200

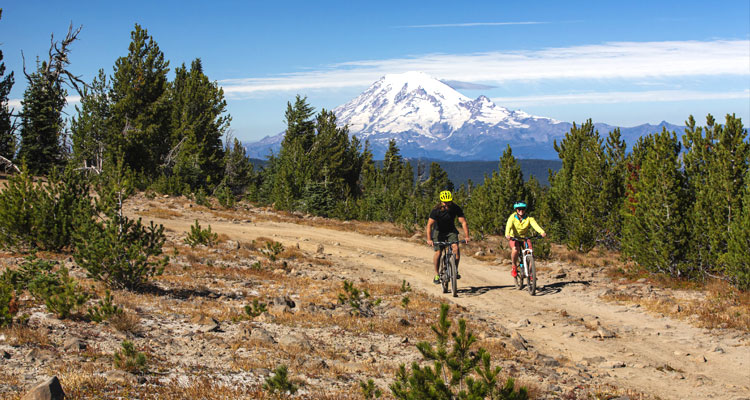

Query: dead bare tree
0,154,19,173
22,23,87,97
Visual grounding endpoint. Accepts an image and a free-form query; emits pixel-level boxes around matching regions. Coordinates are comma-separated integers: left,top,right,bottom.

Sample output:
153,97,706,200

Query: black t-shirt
429,203,464,234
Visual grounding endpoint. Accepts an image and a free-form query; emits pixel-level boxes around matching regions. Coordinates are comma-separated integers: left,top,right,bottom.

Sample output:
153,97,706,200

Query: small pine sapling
184,220,218,247
114,340,148,374
260,241,284,261
263,364,297,395
389,303,528,399
87,291,123,323
0,280,16,327
27,265,90,319
244,299,268,318
360,379,383,399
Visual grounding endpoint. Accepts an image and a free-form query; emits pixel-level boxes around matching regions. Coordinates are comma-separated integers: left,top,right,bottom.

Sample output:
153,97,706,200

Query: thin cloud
491,89,750,106
398,21,545,29
7,96,81,109
219,40,750,98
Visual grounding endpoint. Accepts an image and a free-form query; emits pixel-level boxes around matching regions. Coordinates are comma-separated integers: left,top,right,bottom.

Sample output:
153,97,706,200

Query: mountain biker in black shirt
425,190,470,284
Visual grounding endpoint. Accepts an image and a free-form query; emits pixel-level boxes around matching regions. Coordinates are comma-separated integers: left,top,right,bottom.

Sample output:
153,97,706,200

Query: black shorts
432,231,459,251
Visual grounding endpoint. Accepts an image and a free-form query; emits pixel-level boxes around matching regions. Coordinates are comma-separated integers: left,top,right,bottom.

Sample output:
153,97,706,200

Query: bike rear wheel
526,254,536,296
448,254,458,297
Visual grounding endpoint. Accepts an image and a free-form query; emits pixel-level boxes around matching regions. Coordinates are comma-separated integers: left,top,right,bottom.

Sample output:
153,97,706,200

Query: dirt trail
148,215,750,400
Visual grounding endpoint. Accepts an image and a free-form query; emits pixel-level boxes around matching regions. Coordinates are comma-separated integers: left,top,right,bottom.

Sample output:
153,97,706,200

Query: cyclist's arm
426,218,436,246
529,217,546,237
504,215,514,239
458,216,470,243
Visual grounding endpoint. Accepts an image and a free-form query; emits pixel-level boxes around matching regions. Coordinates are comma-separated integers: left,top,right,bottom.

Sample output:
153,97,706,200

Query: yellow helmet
439,190,453,202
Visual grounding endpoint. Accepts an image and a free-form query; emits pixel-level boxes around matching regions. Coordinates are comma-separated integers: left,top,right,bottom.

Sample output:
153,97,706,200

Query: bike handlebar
510,235,542,241
433,240,467,246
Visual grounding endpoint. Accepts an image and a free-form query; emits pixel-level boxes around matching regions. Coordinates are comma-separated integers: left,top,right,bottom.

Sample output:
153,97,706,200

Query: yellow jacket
505,213,545,238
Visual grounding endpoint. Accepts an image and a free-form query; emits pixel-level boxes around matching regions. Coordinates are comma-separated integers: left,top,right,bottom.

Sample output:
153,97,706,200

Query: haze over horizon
1,0,748,143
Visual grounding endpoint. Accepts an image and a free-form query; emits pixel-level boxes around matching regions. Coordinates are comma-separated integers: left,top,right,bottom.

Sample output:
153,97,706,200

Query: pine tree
16,62,66,175
723,167,750,289
682,114,748,278
601,128,626,249
71,69,112,172
16,24,85,175
710,115,748,268
109,24,170,175
621,128,690,277
548,120,606,252
467,145,525,236
223,138,255,199
168,59,229,190
268,95,316,210
0,9,15,160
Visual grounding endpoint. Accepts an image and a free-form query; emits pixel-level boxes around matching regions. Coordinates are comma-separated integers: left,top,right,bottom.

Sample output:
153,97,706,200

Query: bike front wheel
526,254,536,296
448,254,458,297
440,255,449,294
515,262,523,290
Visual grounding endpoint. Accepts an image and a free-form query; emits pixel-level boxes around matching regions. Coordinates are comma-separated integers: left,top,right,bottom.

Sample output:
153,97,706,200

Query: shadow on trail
456,285,515,297
534,280,591,296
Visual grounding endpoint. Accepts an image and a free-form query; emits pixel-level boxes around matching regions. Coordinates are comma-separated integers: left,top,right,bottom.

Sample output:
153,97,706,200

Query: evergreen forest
0,20,748,290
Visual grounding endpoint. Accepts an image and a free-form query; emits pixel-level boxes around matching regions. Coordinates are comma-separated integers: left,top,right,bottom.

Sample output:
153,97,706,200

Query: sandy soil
142,213,750,400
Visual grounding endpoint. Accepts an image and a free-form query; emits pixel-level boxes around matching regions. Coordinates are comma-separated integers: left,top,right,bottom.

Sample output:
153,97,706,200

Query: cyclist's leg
432,230,443,283
448,231,460,266
509,240,519,275
433,249,441,275
451,242,461,279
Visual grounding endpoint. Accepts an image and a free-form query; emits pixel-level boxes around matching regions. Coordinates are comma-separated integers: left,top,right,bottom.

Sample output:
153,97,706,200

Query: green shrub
114,340,148,374
260,241,284,262
74,214,168,290
534,239,552,260
244,299,267,318
74,160,168,290
27,265,89,319
149,174,187,196
193,188,211,208
184,220,218,248
216,184,235,209
360,379,383,399
3,257,89,320
338,280,380,317
0,280,15,327
0,168,93,251
263,364,297,395
87,291,123,323
389,303,528,400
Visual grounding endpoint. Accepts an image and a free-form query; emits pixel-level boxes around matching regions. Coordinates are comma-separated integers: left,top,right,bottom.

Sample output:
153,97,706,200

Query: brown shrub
109,311,142,335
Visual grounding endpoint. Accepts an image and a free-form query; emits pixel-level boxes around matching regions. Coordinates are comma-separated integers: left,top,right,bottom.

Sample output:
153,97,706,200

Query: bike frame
434,240,464,297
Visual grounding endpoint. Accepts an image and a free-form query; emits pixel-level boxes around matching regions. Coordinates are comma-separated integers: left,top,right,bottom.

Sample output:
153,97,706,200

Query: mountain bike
434,240,465,298
511,236,540,295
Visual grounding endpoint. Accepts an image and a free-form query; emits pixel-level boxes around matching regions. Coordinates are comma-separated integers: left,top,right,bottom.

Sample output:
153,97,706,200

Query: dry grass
602,278,750,332
0,324,52,347
109,310,143,334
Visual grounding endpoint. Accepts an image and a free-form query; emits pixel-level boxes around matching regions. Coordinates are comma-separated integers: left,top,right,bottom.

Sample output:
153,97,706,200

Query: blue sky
1,1,749,143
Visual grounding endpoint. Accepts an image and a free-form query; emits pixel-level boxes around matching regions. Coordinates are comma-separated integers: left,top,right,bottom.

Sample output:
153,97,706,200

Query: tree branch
0,155,19,173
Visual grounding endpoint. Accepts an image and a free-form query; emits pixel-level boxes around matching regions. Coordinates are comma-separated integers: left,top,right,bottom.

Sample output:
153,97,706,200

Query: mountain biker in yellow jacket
505,202,546,277
426,190,470,284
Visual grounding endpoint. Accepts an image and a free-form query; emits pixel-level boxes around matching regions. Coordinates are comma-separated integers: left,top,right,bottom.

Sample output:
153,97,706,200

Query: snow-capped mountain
245,72,684,160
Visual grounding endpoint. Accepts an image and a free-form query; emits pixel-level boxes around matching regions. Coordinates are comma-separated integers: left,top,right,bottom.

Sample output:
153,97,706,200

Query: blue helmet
513,202,527,210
